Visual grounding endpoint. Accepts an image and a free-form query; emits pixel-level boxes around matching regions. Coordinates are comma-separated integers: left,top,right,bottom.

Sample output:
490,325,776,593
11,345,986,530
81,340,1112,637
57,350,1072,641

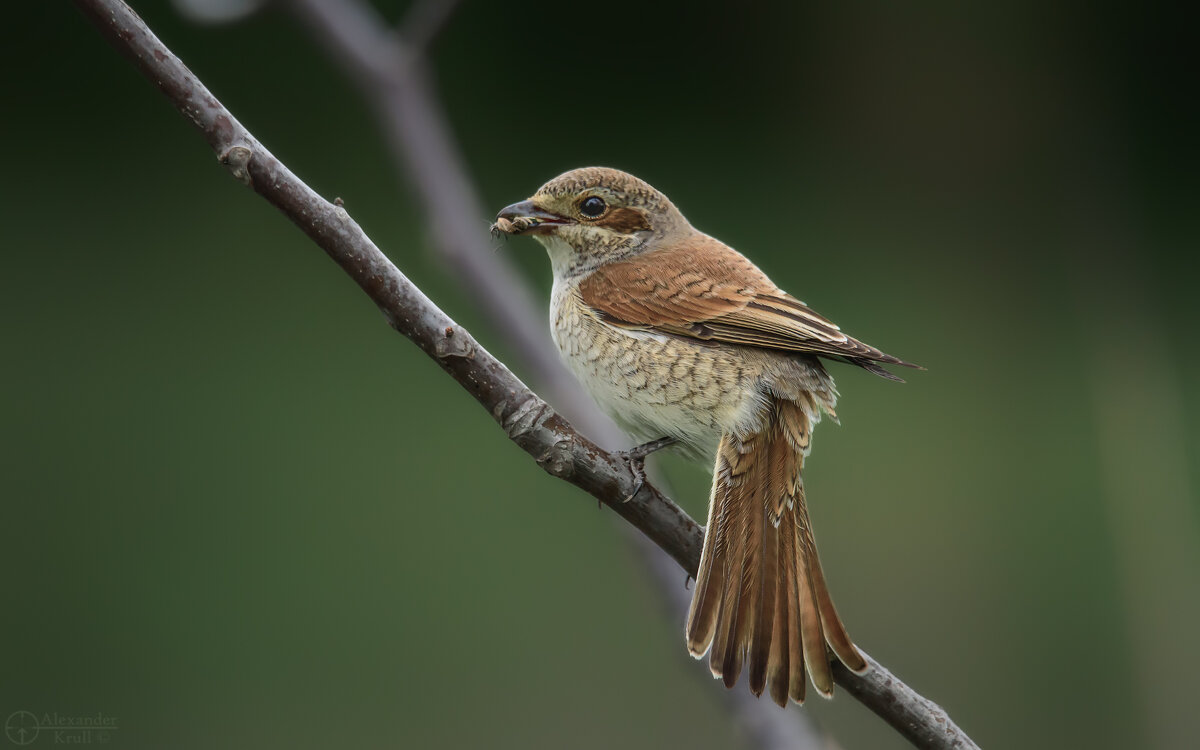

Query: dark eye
579,196,607,218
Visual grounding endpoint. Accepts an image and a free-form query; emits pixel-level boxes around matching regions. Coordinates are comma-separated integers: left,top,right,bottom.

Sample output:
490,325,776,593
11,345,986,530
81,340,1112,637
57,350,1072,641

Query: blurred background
2,1,1197,748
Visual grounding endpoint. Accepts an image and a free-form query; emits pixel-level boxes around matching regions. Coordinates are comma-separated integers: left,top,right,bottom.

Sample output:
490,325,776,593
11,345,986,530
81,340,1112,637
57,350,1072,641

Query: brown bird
494,167,918,706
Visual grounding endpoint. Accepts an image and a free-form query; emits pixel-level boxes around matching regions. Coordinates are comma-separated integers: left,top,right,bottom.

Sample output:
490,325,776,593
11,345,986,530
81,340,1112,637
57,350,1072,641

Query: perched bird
494,167,918,706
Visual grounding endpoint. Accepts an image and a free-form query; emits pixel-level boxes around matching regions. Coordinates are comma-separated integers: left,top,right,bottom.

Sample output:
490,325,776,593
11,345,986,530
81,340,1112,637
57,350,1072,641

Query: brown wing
577,236,919,379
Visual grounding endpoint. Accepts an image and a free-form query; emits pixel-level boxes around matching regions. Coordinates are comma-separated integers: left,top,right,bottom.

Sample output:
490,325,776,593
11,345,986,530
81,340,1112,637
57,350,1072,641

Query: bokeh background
3,2,1197,748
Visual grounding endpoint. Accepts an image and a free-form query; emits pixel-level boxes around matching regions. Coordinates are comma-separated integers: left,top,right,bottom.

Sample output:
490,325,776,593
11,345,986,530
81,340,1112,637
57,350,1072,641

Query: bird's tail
685,395,868,706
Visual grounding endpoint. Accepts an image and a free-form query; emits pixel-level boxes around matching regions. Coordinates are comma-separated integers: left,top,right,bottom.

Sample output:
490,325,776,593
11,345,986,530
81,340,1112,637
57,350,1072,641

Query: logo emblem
4,711,39,746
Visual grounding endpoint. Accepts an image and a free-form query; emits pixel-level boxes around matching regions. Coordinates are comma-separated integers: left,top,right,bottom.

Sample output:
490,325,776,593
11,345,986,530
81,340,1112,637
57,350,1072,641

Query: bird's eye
579,196,607,218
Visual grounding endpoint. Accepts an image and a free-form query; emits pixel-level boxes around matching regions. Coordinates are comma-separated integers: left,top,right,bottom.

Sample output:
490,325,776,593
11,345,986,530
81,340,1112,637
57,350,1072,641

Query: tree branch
72,2,979,749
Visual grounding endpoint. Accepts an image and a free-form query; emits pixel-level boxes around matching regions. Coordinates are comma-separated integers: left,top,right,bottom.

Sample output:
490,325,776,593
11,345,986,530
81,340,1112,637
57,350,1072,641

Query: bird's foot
615,436,679,502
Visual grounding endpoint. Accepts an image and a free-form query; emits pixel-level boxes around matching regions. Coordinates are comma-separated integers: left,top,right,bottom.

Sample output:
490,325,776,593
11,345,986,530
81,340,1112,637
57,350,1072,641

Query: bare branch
399,0,463,56
72,3,980,749
287,0,584,419
832,655,974,749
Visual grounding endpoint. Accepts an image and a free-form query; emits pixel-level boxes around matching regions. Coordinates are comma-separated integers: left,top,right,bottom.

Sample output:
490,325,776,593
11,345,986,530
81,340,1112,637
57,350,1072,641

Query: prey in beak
491,200,570,236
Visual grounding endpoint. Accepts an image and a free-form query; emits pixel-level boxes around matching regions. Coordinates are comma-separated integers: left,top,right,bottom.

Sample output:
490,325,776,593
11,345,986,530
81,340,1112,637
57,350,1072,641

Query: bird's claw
621,455,648,502
614,436,679,502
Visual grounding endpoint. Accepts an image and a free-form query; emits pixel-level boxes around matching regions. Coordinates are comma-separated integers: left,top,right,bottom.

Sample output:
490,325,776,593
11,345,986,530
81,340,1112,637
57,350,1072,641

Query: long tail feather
727,436,765,687
684,395,864,704
797,501,868,674
709,441,748,685
795,510,833,697
748,514,777,697
784,520,807,704
685,455,730,657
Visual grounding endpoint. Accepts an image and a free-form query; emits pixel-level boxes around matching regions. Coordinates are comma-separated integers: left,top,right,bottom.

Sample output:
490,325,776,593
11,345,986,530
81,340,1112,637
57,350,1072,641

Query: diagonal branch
71,2,979,749
286,0,577,414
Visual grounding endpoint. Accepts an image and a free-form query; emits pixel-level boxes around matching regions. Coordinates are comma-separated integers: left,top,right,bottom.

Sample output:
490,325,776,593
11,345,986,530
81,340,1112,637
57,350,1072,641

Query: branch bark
72,2,980,749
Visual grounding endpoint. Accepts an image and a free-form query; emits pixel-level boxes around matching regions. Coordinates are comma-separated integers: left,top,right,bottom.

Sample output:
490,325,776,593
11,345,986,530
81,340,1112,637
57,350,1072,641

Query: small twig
399,0,463,57
72,3,980,749
171,0,267,24
288,0,577,414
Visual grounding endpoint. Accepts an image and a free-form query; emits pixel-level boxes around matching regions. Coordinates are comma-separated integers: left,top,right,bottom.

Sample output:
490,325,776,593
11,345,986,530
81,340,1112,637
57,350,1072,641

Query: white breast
548,273,767,461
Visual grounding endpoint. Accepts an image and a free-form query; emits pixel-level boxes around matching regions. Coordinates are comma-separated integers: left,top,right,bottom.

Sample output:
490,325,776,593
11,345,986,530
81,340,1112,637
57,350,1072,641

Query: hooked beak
493,200,570,235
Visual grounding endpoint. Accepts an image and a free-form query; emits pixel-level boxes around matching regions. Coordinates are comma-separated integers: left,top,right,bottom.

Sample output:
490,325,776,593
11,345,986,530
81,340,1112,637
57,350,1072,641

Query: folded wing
577,236,920,380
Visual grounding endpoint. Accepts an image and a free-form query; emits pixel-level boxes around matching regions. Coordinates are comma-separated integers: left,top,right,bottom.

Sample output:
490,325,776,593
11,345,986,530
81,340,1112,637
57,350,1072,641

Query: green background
3,2,1197,749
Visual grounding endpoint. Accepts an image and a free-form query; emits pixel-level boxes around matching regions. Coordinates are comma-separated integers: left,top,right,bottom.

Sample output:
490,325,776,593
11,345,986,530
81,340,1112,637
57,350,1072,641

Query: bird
493,167,918,706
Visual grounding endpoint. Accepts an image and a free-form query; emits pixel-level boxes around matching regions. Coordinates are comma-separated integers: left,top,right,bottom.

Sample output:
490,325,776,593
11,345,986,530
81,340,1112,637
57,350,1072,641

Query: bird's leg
615,436,679,502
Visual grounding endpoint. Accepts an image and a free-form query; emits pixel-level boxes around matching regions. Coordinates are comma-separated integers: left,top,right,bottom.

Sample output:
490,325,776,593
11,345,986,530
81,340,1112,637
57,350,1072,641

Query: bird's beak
493,200,570,236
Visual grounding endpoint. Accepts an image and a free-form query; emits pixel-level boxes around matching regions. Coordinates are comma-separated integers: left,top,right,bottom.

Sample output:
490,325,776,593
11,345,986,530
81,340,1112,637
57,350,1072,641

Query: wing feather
578,237,919,374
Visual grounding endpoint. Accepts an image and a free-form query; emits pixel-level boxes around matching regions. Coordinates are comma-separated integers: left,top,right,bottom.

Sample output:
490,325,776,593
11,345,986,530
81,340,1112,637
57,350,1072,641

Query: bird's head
494,167,688,277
